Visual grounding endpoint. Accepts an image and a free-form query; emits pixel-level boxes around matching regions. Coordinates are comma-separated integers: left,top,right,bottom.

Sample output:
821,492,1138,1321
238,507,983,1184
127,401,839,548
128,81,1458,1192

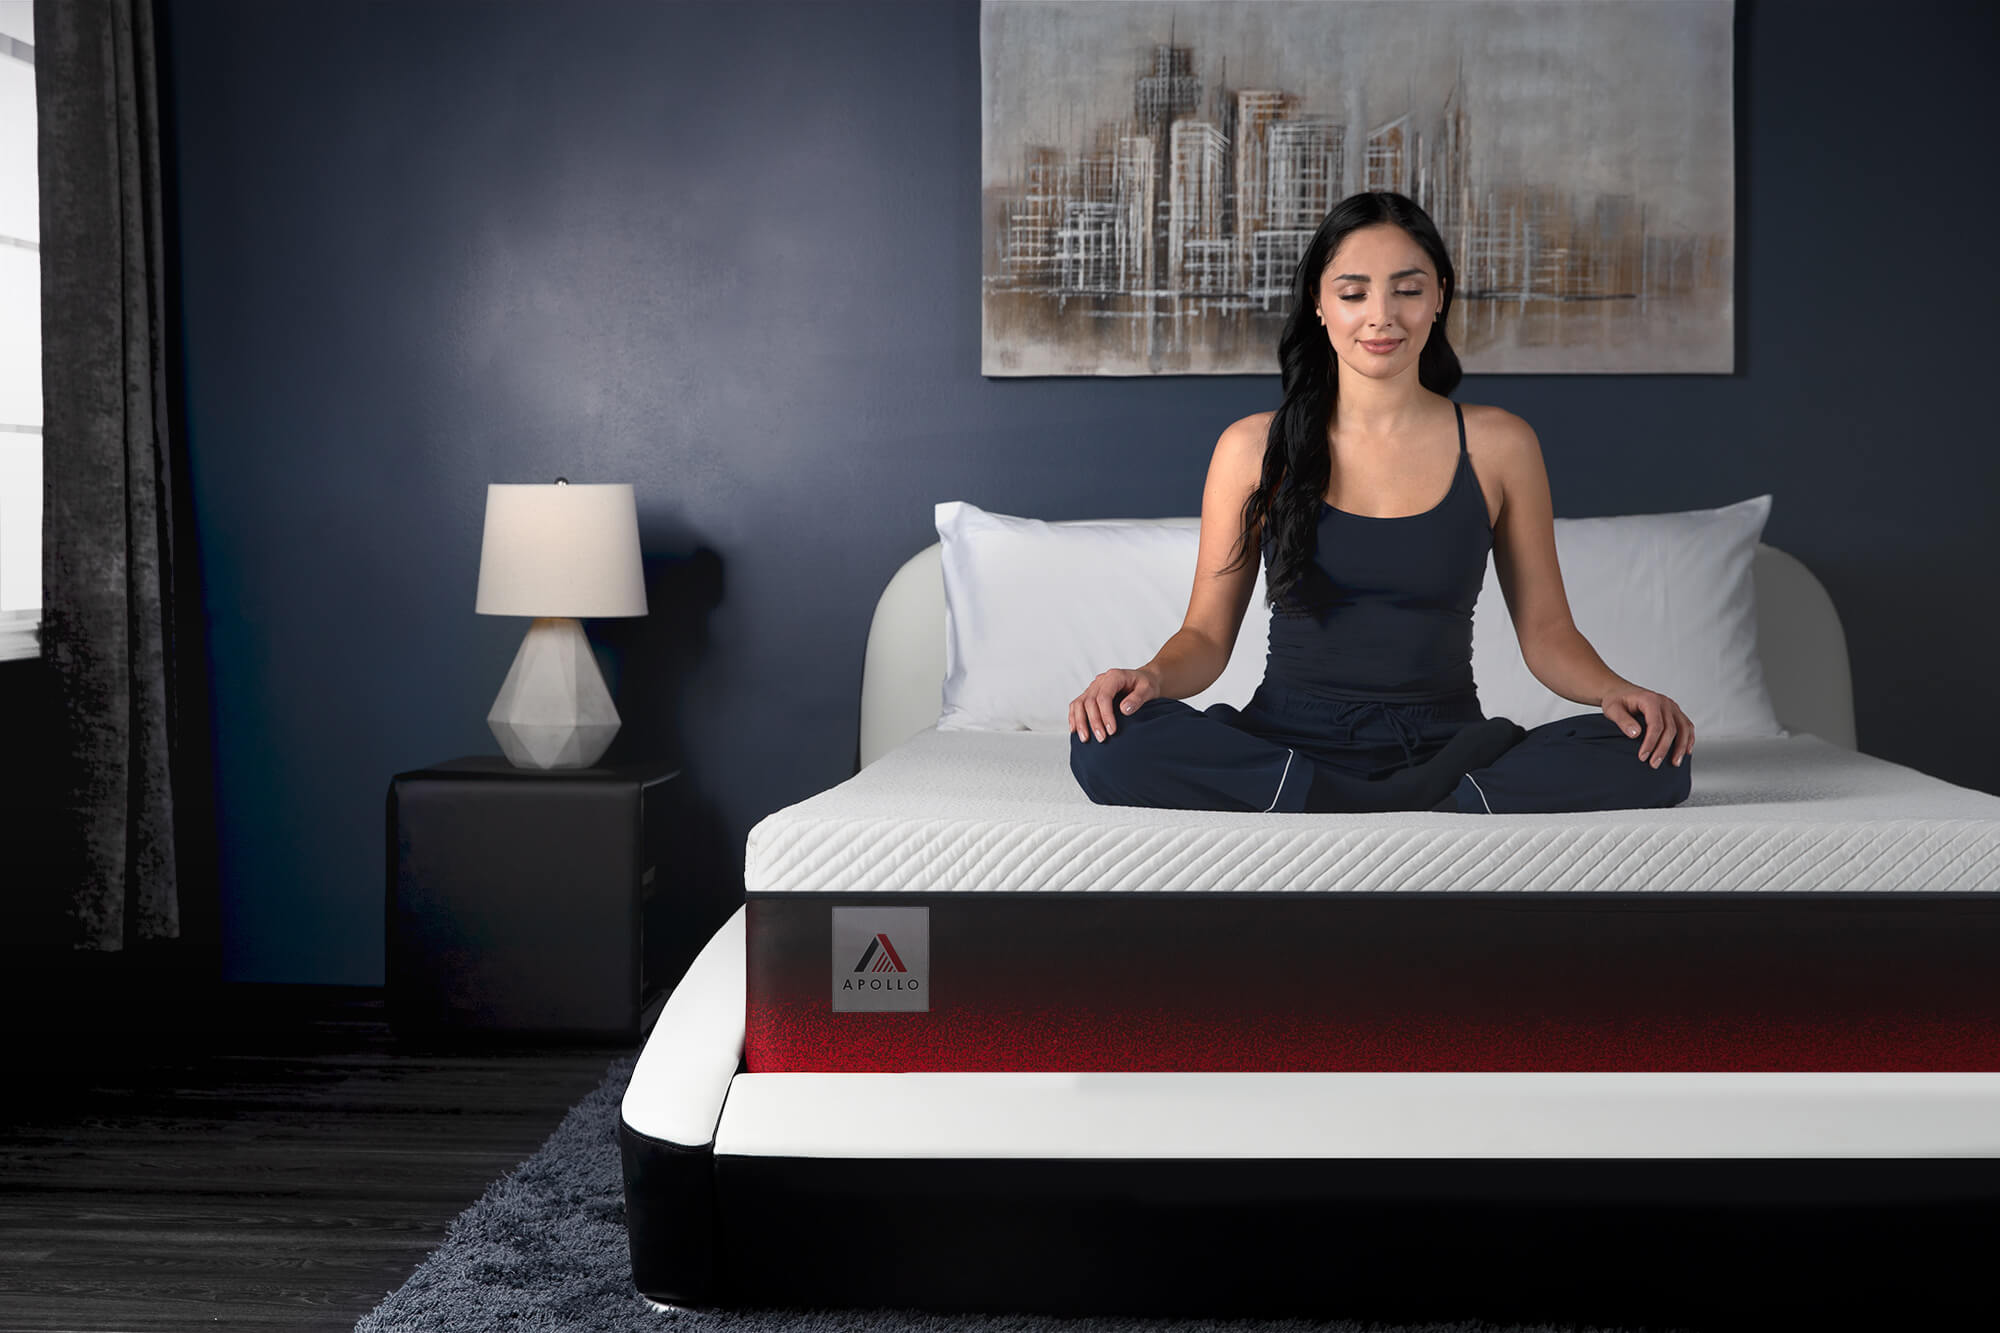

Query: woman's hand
1070,667,1161,742
1601,685,1694,769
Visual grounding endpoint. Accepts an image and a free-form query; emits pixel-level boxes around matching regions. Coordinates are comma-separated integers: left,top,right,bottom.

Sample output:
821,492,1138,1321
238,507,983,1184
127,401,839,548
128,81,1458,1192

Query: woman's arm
1070,414,1268,742
1139,415,1268,696
1487,411,1693,768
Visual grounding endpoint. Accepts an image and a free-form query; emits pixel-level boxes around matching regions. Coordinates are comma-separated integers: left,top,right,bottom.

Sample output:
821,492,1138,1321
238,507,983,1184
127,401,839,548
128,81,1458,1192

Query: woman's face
1314,224,1446,381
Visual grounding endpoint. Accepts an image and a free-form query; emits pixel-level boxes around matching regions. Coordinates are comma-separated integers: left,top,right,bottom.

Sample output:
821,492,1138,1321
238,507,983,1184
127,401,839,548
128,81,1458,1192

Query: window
0,1,40,661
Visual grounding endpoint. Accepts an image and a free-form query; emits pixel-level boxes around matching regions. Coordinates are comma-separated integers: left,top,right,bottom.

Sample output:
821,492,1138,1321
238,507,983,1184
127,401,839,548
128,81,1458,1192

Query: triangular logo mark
853,933,907,973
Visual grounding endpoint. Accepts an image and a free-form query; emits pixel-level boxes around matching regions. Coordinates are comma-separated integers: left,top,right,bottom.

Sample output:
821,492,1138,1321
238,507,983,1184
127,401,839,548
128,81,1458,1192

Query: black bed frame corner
617,1116,719,1308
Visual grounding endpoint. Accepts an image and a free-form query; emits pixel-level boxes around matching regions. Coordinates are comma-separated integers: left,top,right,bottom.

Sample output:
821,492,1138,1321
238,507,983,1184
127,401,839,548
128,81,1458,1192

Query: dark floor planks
0,989,634,1332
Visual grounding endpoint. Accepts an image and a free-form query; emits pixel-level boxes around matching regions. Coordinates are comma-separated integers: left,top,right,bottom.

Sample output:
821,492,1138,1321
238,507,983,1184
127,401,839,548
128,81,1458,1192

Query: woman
1067,191,1693,815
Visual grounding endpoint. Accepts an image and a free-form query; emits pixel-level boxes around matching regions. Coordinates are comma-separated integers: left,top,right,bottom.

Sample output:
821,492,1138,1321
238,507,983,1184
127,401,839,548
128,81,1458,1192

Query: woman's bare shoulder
1207,413,1273,489
1455,402,1546,522
1457,401,1537,449
1216,411,1276,456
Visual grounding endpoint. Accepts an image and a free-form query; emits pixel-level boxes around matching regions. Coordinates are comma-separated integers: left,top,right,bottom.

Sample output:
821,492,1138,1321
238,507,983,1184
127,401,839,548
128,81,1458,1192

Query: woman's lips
1360,339,1403,354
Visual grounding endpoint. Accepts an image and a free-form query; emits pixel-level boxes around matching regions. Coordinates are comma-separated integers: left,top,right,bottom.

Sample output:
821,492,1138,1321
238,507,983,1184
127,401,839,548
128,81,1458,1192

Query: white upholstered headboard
858,537,1855,769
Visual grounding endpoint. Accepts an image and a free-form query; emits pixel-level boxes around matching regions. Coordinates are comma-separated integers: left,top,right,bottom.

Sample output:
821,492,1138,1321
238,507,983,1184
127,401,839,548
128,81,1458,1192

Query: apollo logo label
831,907,928,1012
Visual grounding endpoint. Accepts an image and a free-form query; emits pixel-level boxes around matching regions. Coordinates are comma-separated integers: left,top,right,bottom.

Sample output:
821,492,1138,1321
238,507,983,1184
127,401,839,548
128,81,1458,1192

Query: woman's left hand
1601,686,1694,769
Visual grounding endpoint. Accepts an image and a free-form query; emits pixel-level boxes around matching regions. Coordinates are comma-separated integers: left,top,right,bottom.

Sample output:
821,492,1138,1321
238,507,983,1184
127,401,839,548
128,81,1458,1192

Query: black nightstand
386,756,686,1041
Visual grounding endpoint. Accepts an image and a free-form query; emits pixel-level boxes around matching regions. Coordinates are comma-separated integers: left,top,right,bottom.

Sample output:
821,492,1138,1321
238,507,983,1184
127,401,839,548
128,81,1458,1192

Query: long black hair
1226,191,1463,608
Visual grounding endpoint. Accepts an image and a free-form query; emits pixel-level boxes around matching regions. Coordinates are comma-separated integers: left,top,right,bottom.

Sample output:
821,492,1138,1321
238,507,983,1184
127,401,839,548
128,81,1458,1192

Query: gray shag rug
353,1055,1675,1333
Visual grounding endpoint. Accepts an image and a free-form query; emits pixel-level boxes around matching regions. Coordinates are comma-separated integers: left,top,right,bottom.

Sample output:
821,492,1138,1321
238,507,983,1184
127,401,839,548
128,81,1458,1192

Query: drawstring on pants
1357,699,1425,769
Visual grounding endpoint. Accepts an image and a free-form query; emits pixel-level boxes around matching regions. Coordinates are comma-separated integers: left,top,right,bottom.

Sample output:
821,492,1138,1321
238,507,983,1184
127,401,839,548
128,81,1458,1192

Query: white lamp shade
475,483,648,618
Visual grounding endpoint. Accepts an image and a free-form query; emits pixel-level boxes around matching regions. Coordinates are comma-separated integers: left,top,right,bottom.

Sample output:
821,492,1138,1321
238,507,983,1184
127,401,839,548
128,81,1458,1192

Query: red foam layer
746,1002,2000,1072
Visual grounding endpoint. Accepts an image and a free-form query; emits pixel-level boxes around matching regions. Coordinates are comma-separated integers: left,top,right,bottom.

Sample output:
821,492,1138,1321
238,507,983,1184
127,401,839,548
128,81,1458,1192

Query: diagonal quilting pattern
747,731,2000,898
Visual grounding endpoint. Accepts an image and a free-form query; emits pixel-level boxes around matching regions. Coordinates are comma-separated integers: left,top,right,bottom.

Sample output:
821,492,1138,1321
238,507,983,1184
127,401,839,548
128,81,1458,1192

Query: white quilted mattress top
745,729,2000,896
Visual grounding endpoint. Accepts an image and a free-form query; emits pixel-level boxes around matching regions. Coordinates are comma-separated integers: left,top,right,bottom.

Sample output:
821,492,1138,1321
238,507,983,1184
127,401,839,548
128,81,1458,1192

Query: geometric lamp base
487,617,621,769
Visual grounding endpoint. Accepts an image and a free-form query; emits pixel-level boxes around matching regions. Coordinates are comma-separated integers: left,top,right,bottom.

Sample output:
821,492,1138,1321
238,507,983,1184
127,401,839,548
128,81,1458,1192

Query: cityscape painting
981,0,1736,376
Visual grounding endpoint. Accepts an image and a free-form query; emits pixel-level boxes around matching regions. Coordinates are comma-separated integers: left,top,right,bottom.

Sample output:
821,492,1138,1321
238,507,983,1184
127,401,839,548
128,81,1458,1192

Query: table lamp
475,480,648,769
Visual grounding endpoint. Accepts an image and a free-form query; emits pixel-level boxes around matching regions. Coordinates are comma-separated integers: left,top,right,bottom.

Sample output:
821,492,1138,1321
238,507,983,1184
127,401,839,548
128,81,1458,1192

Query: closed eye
1340,291,1425,300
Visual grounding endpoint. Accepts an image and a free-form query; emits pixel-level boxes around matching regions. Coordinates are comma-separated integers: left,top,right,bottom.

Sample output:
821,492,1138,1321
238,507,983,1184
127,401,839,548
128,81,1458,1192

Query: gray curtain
36,0,180,952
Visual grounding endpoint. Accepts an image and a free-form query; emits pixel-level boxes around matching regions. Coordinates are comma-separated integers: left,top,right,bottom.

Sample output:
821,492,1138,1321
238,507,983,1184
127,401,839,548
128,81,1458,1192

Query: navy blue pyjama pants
1069,681,1691,815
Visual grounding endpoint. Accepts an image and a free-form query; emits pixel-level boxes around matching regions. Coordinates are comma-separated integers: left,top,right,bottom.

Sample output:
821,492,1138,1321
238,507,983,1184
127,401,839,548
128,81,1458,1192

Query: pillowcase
935,494,1784,740
1469,494,1784,737
935,501,1270,732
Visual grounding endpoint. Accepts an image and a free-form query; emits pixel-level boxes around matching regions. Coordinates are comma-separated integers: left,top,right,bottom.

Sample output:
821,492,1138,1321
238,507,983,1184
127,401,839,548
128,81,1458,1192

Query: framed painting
981,0,1736,376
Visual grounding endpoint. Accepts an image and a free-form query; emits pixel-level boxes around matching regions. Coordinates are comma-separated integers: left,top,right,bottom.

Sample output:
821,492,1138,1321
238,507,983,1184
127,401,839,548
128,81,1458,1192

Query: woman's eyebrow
1330,268,1428,282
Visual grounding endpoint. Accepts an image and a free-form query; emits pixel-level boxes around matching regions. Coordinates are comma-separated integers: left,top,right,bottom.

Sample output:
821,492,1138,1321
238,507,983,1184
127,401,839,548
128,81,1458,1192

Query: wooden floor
0,986,635,1332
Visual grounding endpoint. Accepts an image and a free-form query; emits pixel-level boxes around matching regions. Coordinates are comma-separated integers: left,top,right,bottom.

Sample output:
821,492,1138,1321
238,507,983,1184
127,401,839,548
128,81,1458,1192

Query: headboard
859,538,1855,769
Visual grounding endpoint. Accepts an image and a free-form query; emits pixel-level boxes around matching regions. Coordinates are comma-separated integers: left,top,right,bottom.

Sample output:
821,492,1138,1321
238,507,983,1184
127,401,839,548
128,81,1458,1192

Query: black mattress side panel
747,891,2000,1072
617,1118,717,1306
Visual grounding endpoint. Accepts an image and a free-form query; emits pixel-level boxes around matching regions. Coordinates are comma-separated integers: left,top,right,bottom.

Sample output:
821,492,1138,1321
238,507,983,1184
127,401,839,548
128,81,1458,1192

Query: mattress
744,730,2000,1073
749,729,2000,897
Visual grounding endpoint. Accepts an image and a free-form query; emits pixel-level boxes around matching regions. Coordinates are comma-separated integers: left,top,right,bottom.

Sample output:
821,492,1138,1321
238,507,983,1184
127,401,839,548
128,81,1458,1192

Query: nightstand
386,756,685,1040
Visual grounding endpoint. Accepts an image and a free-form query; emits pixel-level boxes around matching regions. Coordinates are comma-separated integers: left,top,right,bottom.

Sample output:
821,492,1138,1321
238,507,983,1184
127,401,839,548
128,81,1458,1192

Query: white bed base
618,539,1993,1323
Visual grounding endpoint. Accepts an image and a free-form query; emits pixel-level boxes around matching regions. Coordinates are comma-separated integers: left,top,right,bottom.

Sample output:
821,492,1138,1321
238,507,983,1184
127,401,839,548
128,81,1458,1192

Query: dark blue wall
158,0,2000,984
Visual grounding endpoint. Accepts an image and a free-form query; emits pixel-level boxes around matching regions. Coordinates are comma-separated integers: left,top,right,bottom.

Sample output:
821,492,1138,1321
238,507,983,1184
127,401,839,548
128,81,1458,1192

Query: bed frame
620,537,1994,1328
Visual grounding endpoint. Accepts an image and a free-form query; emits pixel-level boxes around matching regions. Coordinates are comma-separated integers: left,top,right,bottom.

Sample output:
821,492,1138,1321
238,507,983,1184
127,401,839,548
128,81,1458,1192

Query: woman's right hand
1070,667,1161,743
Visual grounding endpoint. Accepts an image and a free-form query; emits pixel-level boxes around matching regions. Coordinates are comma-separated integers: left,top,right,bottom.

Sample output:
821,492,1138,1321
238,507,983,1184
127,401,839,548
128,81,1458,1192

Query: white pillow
1470,494,1785,737
935,501,1270,732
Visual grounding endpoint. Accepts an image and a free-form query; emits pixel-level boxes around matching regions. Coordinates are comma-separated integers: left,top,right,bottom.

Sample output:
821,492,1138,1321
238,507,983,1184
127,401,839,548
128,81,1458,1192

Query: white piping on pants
1463,772,1495,814
1265,749,1297,813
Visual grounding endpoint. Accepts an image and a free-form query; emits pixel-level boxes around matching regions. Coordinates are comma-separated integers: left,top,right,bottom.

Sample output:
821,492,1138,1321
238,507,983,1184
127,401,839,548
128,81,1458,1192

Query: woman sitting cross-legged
1068,190,1693,816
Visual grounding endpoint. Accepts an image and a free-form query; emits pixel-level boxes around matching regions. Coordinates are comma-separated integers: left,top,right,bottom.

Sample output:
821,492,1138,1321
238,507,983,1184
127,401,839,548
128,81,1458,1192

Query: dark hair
1226,191,1463,608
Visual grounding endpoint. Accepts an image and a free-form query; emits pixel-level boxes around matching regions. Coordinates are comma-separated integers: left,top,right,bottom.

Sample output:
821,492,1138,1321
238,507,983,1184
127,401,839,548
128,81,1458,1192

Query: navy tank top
1262,401,1492,703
